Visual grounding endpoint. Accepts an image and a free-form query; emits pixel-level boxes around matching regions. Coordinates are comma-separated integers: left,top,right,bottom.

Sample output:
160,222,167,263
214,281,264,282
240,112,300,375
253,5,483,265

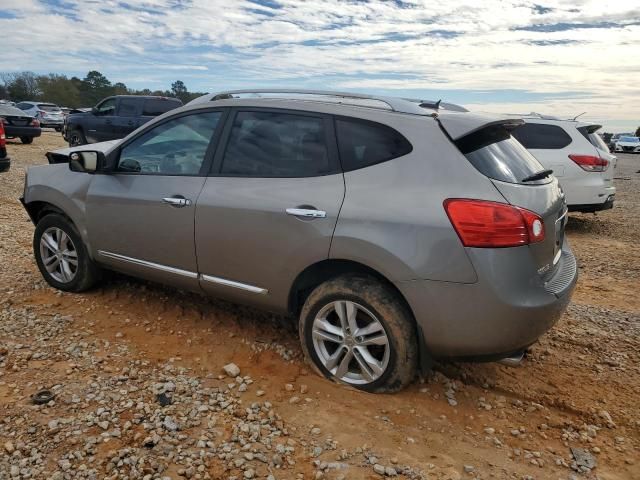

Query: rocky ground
0,131,638,480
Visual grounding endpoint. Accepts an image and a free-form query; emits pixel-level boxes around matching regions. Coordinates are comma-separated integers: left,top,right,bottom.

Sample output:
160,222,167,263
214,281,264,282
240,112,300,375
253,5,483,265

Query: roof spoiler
437,111,524,141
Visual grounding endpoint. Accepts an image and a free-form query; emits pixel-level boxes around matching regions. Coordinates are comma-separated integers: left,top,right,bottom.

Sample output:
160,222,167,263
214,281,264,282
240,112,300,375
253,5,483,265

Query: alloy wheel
312,300,390,385
39,227,78,283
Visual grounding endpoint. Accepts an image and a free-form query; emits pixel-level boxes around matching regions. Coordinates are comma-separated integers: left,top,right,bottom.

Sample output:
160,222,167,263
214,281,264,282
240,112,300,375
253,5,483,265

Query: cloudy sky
1,0,638,131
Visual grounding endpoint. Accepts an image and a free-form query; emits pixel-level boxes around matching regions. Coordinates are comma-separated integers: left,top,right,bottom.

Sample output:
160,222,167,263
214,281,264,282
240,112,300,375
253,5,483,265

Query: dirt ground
0,131,638,480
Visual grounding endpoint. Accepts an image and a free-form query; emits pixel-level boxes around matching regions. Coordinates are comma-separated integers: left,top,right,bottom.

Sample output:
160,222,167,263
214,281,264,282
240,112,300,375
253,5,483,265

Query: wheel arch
288,258,433,372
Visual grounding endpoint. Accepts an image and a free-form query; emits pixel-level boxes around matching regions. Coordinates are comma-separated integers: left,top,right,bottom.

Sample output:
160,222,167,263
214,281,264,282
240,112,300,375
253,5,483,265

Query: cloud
0,0,638,130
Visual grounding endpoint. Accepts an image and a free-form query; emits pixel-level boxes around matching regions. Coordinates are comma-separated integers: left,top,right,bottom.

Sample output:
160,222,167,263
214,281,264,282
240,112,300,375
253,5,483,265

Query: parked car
15,101,65,131
0,104,42,144
0,121,9,172
510,115,616,213
613,135,640,153
64,95,183,147
21,89,577,392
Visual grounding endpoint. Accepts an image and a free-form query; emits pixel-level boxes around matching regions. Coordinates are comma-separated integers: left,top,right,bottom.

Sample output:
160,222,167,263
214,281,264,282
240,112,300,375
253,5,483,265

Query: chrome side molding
200,274,268,295
97,250,198,278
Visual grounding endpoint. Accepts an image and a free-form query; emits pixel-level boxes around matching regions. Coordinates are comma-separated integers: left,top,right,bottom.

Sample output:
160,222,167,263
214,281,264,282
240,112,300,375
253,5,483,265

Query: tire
68,129,86,147
55,126,62,132
299,274,417,393
20,136,33,144
33,214,101,292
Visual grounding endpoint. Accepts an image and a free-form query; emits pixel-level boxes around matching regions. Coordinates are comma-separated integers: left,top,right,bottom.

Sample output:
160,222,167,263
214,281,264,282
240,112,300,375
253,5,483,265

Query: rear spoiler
436,111,524,141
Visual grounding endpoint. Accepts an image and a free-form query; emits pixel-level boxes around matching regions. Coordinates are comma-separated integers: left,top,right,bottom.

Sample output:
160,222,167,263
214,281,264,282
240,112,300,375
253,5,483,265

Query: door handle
286,208,327,219
162,196,192,208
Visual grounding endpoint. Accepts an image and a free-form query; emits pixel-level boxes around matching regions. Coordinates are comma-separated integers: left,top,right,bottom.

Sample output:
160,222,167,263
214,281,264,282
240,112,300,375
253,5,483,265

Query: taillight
31,118,40,127
444,199,545,248
0,122,6,147
38,110,47,117
569,154,608,172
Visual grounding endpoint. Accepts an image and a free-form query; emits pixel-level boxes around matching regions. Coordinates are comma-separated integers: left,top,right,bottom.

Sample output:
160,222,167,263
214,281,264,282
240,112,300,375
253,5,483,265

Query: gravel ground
0,131,638,479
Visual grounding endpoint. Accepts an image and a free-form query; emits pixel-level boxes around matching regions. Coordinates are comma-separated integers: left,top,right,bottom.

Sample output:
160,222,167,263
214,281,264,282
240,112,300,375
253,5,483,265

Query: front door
195,109,345,311
86,109,226,291
86,97,117,143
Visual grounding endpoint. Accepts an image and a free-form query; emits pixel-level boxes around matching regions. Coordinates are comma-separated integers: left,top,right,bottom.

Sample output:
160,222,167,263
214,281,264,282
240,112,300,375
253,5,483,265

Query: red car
0,121,10,172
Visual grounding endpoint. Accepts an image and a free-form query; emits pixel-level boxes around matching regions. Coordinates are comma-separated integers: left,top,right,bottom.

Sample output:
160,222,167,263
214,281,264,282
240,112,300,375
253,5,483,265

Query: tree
171,80,190,103
37,74,81,107
113,82,129,95
1,72,41,101
79,70,113,106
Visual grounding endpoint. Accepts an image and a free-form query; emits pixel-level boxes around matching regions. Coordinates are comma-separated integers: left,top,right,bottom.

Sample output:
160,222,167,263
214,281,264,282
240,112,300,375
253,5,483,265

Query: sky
0,0,638,132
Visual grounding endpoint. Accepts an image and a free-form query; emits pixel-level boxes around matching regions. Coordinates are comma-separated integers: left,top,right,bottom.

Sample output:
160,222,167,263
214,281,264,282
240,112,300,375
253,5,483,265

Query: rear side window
457,125,547,184
511,123,572,149
577,127,609,152
221,111,331,177
335,118,412,171
142,99,181,116
118,98,141,117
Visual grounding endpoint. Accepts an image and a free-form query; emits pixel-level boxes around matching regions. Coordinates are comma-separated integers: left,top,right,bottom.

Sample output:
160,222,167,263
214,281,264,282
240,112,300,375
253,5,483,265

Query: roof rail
189,89,467,115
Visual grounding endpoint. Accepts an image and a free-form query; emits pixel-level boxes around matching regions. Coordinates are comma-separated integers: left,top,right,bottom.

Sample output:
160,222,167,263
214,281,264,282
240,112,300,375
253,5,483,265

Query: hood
436,111,524,141
46,140,120,164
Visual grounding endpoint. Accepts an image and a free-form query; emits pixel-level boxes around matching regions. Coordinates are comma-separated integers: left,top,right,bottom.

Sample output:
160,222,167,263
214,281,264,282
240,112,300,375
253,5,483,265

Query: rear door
194,108,344,311
139,98,182,129
86,109,226,290
113,97,143,138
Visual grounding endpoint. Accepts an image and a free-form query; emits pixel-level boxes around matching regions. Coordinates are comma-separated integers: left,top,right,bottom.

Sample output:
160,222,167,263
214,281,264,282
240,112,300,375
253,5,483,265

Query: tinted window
37,104,61,112
15,103,31,110
96,98,116,116
118,98,141,117
335,118,412,171
118,111,221,175
221,111,330,177
0,105,29,116
457,125,547,184
511,123,572,149
142,99,181,116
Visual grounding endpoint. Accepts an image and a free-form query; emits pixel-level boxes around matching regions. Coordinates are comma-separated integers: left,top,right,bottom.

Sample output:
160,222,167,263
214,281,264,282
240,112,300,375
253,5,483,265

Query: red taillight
0,122,6,147
569,154,608,172
31,118,40,127
444,199,545,248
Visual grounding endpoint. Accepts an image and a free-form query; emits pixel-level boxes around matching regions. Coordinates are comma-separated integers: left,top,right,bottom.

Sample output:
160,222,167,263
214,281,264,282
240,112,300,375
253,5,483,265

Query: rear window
37,104,61,112
0,105,28,116
456,125,547,184
511,123,572,149
335,118,412,171
142,98,182,116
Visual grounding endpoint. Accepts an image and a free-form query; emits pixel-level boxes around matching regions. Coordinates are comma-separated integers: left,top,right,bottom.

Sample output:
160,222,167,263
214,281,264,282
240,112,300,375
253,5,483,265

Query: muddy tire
68,128,86,147
299,274,417,393
34,214,101,292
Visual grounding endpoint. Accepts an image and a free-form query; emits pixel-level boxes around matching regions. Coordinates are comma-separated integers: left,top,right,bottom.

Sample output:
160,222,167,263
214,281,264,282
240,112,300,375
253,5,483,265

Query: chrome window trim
97,250,198,279
200,274,268,295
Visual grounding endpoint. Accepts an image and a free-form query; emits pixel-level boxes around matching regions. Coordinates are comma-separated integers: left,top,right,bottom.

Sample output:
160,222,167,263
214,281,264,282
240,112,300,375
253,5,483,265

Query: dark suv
64,95,182,146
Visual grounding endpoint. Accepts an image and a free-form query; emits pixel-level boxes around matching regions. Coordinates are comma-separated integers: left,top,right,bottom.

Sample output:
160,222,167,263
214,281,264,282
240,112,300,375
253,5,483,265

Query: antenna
573,112,587,121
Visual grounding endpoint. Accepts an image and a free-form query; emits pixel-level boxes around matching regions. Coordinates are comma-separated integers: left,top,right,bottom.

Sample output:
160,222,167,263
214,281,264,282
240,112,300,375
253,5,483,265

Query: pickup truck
64,95,183,146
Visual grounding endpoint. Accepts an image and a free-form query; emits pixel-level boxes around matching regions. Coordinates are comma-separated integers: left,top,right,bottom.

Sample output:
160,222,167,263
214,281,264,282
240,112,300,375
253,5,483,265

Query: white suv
511,115,616,213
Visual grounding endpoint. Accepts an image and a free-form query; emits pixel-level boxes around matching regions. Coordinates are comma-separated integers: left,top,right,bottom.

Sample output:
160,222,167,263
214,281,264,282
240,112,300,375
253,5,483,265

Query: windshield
37,104,61,112
619,136,639,143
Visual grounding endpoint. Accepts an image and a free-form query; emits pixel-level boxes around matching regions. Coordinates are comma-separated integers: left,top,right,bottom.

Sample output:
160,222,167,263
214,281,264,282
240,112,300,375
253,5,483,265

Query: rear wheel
34,214,101,292
68,129,86,147
20,136,33,144
299,274,417,392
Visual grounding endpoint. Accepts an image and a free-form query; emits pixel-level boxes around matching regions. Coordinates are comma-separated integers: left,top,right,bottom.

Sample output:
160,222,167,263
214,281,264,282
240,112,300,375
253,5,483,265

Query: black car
0,122,10,172
0,104,42,144
64,95,183,146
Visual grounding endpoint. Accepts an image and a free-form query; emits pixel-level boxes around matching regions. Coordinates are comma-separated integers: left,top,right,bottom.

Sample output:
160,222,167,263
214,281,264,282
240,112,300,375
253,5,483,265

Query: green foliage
0,71,206,107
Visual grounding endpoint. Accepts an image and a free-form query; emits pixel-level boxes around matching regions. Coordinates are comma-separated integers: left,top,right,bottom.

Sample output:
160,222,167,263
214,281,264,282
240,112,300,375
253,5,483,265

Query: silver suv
21,90,577,392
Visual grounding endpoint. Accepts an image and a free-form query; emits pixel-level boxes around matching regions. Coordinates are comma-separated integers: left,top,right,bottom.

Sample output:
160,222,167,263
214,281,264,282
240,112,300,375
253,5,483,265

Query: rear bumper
5,126,42,138
0,157,11,173
568,194,615,213
397,241,577,358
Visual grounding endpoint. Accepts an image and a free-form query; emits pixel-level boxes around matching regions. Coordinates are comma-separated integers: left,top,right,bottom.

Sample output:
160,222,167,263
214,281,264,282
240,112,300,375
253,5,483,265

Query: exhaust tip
498,350,526,367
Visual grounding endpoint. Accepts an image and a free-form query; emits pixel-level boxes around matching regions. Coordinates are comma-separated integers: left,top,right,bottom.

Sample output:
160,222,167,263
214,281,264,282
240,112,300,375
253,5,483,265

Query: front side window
117,111,221,175
96,98,116,116
221,111,330,177
511,123,572,149
335,118,412,171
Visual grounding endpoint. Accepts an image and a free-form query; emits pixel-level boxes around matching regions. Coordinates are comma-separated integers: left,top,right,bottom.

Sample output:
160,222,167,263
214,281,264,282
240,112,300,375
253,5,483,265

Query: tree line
0,71,205,107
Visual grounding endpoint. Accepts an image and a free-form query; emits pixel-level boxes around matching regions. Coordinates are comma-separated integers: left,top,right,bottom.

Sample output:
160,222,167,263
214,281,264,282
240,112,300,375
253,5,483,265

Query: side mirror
69,151,104,173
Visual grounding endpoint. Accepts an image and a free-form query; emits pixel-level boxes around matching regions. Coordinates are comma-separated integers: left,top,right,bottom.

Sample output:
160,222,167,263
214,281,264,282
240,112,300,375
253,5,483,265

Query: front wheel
299,275,418,393
34,214,101,292
68,129,86,147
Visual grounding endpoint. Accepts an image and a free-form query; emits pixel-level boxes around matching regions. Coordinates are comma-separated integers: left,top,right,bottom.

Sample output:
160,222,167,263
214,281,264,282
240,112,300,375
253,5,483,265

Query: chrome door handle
162,197,192,208
286,208,326,218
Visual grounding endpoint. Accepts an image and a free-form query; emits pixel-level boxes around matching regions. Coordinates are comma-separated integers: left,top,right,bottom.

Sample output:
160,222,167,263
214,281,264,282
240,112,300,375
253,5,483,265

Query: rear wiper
522,169,553,182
